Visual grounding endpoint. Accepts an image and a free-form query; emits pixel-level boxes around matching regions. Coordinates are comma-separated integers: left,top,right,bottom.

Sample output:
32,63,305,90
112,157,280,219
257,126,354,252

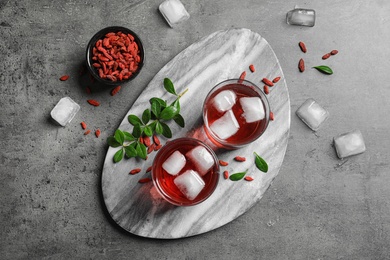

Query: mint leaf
114,129,125,145
107,136,121,147
160,122,172,138
254,152,268,173
159,105,179,120
164,78,177,95
312,65,333,75
229,170,248,181
136,142,147,160
124,145,137,158
151,99,161,118
113,148,124,163
142,109,151,124
173,114,185,128
123,131,135,142
155,121,163,135
144,125,153,136
132,124,142,138
128,114,143,126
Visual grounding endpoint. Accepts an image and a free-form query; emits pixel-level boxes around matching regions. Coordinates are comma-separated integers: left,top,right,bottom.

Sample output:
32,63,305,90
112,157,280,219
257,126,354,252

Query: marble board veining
101,28,290,239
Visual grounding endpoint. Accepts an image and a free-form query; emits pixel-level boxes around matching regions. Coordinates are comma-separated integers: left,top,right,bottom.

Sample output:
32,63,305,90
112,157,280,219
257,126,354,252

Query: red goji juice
152,138,219,206
203,79,270,149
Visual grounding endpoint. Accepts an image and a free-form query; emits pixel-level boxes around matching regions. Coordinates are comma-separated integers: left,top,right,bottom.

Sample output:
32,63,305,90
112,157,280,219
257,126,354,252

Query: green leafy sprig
312,65,333,75
107,78,187,163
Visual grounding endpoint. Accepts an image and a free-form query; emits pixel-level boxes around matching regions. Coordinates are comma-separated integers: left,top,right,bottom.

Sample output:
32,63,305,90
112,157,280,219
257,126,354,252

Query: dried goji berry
322,53,331,60
129,168,141,175
299,41,307,53
84,130,91,135
244,176,254,181
249,64,255,73
154,144,162,151
219,160,229,166
223,170,229,180
143,136,151,147
264,85,269,95
234,156,246,162
238,71,246,83
298,59,305,72
146,166,152,173
110,85,121,96
138,178,151,183
87,99,100,106
147,144,155,154
59,75,69,81
262,78,274,87
273,77,281,83
153,135,161,145
80,122,87,130
95,129,101,138
270,111,274,121
330,50,338,55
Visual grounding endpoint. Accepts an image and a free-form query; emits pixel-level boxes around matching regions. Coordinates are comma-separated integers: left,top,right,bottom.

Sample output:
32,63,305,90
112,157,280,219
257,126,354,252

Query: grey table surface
1,1,390,259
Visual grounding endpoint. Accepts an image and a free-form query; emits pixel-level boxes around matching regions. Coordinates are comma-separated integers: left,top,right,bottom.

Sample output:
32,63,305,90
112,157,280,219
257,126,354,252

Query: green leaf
132,124,142,138
160,122,172,138
254,152,268,173
113,148,124,163
151,99,161,118
160,105,179,120
155,121,163,135
171,98,181,114
114,129,125,145
164,78,177,95
229,170,248,181
173,114,185,128
107,136,121,147
143,125,153,136
142,109,151,124
123,131,135,142
124,145,137,158
136,142,147,160
148,121,157,132
128,114,143,126
312,65,333,75
149,97,167,108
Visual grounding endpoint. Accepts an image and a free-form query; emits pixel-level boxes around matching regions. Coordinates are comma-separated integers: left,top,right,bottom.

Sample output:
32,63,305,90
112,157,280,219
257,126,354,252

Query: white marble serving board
101,28,290,239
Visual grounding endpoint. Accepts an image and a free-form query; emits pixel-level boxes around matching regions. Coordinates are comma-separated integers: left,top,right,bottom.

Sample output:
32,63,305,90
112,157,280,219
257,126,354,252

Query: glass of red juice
152,137,220,206
203,79,270,149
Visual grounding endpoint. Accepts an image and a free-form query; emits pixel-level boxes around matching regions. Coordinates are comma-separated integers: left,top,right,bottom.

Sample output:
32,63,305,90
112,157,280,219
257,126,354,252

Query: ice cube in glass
186,146,214,176
240,97,265,123
159,0,190,28
50,97,80,126
296,98,329,131
210,110,240,140
162,150,186,175
286,8,316,27
174,169,205,200
213,90,237,113
334,130,366,159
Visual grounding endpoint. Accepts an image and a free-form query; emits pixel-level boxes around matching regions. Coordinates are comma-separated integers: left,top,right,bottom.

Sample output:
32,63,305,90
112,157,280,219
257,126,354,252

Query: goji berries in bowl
86,26,145,85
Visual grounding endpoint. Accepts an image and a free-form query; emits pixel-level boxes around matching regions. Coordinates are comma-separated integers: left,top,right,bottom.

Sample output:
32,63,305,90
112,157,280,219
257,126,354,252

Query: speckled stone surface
102,28,290,238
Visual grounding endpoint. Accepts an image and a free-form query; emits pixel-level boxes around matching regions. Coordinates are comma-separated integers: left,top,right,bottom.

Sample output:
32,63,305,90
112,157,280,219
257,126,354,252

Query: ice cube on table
186,146,214,176
296,98,329,131
334,130,366,159
50,97,80,126
286,8,316,27
213,90,237,113
162,151,186,176
174,169,205,200
159,0,190,28
240,97,265,123
210,110,240,140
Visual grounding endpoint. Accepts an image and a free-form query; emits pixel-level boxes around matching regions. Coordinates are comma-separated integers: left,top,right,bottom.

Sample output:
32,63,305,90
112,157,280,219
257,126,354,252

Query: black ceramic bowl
86,26,145,85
